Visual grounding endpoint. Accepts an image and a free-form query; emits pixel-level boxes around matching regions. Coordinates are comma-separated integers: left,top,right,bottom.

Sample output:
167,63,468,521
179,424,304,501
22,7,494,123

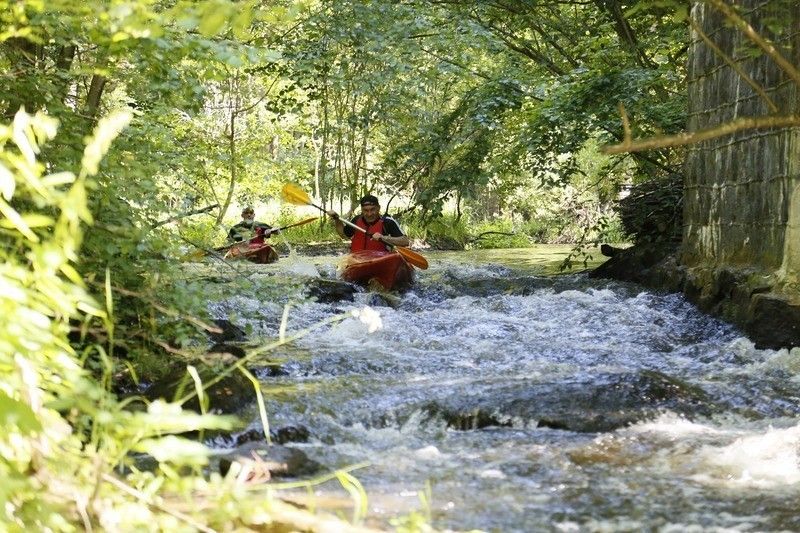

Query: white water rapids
202,248,800,531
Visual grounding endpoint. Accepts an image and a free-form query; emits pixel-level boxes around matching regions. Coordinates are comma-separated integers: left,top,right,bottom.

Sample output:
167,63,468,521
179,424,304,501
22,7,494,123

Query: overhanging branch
602,115,800,154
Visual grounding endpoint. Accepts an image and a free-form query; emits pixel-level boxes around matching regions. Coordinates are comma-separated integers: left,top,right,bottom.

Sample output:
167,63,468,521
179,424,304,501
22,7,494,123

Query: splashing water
204,248,800,532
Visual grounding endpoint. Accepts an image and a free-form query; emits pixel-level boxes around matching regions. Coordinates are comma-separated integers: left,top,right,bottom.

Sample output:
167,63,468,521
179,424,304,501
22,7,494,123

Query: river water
202,247,800,532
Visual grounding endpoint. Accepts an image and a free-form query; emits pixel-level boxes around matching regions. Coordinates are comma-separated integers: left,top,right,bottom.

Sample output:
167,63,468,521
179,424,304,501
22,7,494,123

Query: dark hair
359,194,379,206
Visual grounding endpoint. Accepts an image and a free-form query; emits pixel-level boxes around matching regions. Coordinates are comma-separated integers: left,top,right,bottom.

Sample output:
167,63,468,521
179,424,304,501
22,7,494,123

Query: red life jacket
351,216,390,252
250,226,266,244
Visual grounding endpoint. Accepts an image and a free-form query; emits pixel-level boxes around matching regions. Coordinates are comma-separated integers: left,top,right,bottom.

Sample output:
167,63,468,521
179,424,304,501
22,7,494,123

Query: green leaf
134,435,210,465
0,390,42,434
232,1,256,40
198,3,229,37
0,161,14,200
0,198,38,242
0,214,54,229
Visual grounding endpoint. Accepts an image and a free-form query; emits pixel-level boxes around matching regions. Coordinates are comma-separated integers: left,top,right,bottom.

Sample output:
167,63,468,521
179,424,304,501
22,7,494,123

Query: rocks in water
209,319,247,343
600,243,622,257
143,364,255,414
747,293,800,350
233,424,311,446
208,343,246,358
216,442,321,479
365,291,400,308
305,278,357,303
590,243,682,290
416,370,719,433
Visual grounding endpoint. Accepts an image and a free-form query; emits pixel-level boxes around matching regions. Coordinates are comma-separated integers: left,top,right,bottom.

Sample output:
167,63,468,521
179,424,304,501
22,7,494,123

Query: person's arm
326,210,350,240
257,222,274,238
374,217,410,247
380,233,410,247
229,223,244,242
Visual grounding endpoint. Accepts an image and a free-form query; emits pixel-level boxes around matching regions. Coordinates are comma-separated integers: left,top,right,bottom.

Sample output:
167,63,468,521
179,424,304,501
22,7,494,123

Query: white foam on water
282,261,320,277
414,445,442,460
695,423,800,488
318,312,385,346
479,468,505,479
749,346,800,374
627,412,725,438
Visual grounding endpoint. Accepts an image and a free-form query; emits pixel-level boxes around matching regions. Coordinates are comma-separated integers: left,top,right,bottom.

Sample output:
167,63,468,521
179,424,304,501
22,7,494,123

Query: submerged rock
209,319,247,343
216,442,321,479
232,424,311,445
143,364,255,414
417,370,719,433
208,342,246,358
305,278,357,303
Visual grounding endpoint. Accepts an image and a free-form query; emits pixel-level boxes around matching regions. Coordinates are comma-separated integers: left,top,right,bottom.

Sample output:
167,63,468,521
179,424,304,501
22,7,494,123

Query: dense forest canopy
2,0,690,249
0,0,705,528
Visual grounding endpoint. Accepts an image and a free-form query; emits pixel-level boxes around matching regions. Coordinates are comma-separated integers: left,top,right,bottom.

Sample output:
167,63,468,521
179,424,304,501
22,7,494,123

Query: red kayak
339,250,414,290
224,242,278,264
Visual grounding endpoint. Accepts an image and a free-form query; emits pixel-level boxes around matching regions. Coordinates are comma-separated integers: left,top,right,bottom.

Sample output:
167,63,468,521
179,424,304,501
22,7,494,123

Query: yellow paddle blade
396,246,429,270
281,182,312,206
283,216,319,229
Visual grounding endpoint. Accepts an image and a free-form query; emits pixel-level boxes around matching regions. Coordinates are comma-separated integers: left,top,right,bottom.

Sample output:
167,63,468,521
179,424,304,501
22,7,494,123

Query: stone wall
685,0,800,279
681,0,800,346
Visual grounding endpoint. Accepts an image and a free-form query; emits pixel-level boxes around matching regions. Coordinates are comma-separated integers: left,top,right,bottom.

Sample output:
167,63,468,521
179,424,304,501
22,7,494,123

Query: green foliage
617,173,683,245
269,0,689,247
468,219,532,250
404,213,471,250
0,109,237,529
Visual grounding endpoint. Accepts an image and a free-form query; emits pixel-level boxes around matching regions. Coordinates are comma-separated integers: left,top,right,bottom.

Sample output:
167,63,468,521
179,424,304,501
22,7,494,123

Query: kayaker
228,206,275,244
327,194,410,252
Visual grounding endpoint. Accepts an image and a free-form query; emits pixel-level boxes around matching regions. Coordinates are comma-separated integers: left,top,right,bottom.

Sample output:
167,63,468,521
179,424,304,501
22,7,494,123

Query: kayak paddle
281,182,429,270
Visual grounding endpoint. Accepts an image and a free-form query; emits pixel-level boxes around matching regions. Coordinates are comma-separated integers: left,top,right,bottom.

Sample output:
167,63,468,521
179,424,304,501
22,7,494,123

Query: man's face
360,203,380,223
242,210,254,222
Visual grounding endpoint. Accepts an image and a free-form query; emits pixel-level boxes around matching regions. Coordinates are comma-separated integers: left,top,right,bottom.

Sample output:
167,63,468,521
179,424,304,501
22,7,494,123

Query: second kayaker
228,206,276,245
327,195,410,252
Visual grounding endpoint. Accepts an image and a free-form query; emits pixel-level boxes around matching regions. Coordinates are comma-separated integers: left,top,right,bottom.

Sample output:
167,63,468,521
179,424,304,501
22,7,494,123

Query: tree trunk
85,74,107,119
3,37,39,118
216,107,237,227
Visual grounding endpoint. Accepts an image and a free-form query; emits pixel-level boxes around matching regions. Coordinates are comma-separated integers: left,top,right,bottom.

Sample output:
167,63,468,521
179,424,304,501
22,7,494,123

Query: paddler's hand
326,209,340,220
371,232,385,242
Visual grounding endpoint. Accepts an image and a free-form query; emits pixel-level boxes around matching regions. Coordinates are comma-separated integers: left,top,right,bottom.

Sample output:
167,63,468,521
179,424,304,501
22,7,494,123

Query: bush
404,213,471,250
617,173,682,245
0,110,368,531
469,218,533,249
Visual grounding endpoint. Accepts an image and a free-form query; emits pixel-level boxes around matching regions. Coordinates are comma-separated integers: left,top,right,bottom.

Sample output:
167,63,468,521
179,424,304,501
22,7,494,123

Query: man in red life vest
327,195,409,252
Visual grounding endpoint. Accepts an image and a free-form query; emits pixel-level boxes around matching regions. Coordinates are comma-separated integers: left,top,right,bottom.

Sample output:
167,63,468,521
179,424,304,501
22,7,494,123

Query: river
200,246,800,532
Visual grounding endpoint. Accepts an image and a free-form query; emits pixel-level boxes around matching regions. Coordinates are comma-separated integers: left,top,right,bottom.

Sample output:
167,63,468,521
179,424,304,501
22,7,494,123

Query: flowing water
199,247,800,532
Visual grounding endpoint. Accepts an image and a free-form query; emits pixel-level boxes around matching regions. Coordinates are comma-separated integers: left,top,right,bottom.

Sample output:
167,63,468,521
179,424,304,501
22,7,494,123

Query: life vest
251,225,268,244
351,216,390,252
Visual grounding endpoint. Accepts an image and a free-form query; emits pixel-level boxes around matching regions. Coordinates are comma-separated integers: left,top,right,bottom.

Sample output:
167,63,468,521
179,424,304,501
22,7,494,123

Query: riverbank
591,242,800,349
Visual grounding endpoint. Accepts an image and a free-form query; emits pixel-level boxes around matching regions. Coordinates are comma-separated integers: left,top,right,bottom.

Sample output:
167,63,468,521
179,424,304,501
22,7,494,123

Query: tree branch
602,115,800,154
149,203,219,229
